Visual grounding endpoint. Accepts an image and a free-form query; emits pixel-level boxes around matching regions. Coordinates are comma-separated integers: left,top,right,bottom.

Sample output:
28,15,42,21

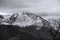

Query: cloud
0,0,60,15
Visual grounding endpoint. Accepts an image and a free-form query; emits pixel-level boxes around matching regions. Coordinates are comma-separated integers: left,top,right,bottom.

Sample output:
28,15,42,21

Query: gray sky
0,0,60,16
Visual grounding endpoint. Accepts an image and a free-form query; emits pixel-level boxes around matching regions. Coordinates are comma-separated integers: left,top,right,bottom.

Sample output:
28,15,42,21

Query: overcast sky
0,0,60,16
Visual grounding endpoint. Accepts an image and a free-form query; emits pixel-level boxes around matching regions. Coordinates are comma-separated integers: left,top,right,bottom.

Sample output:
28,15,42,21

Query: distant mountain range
0,12,60,40
0,12,60,31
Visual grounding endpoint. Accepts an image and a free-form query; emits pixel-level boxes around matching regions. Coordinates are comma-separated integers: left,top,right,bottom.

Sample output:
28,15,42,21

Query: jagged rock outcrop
4,13,18,24
0,15,4,24
0,13,18,25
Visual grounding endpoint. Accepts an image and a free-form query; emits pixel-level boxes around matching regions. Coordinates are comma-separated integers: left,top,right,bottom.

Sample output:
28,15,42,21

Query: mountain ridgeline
0,12,60,40
7,12,50,28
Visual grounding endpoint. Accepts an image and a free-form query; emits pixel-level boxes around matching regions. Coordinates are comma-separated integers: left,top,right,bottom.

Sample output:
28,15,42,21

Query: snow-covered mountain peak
0,12,50,29
12,12,50,28
0,12,60,31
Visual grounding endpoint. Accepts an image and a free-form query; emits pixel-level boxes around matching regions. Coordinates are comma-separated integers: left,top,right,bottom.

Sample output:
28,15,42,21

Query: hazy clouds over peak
0,0,60,16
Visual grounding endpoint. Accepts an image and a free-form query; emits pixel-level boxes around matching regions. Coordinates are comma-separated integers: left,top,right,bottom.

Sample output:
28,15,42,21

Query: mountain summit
0,12,50,28
12,12,50,28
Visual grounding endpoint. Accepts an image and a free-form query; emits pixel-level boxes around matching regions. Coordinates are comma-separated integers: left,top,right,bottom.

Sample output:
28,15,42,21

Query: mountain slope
0,12,60,40
12,12,50,28
0,12,59,31
0,25,41,40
